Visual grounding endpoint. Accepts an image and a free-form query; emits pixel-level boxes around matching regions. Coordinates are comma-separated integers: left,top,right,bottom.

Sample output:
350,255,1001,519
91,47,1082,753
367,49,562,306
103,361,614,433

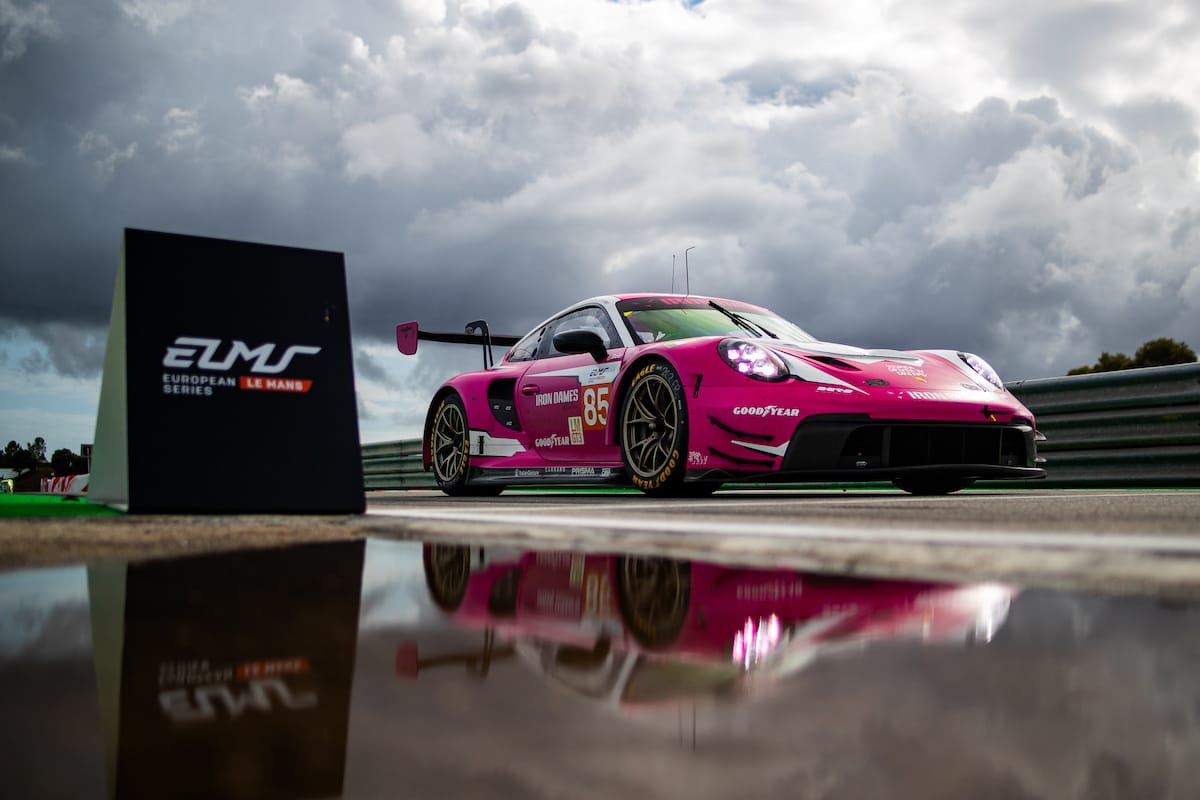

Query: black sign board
88,541,366,800
90,229,364,512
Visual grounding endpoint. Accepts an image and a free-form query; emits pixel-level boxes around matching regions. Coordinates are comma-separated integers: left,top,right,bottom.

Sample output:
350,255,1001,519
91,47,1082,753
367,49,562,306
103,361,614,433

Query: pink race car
398,294,1046,496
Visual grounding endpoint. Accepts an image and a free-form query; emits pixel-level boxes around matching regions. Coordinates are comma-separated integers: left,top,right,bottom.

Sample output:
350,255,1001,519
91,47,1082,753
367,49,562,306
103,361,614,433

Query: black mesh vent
488,379,520,431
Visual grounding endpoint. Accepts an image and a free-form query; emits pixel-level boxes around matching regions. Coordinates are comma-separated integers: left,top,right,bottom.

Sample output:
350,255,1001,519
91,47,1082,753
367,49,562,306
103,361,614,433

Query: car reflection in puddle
4,537,1200,798
405,544,1015,709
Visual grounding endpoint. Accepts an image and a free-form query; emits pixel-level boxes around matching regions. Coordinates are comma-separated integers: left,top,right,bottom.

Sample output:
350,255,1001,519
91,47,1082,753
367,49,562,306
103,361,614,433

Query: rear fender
424,377,526,468
422,387,460,469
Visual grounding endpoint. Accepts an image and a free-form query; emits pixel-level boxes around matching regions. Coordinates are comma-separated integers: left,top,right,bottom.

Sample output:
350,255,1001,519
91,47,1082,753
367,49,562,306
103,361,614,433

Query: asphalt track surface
3,488,1198,598
367,488,1200,598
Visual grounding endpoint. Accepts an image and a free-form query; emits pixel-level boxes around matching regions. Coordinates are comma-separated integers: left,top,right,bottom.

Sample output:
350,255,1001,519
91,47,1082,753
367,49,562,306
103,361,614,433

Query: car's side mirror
552,329,609,362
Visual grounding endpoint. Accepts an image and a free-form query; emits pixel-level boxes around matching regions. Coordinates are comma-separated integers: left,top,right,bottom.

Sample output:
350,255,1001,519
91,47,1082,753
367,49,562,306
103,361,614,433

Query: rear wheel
423,544,471,611
620,360,688,496
429,393,503,496
892,476,976,495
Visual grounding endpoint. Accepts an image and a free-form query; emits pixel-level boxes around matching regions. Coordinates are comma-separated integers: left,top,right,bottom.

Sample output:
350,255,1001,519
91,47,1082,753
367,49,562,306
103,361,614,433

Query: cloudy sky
1,0,1197,456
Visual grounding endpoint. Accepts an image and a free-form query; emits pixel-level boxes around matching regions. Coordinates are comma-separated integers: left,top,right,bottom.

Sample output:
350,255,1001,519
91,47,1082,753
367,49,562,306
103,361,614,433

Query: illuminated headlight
719,339,787,382
958,352,1005,390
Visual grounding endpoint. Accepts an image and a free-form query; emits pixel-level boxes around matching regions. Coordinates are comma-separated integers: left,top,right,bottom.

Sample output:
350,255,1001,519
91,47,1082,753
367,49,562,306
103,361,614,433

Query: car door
516,306,625,463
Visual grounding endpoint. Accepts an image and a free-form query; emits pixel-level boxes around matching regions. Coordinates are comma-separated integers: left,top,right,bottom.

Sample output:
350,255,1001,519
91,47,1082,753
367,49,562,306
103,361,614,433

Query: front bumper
691,413,1046,483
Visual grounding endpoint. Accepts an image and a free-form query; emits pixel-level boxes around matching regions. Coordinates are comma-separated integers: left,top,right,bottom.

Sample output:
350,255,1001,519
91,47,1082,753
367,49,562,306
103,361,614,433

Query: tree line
1067,337,1195,376
1,438,89,478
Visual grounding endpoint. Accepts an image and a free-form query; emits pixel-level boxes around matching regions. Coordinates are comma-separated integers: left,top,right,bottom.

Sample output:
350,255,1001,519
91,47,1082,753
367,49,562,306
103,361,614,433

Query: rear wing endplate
396,320,521,369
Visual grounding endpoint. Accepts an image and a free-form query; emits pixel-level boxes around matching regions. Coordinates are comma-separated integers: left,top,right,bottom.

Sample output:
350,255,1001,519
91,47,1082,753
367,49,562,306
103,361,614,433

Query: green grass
0,494,121,517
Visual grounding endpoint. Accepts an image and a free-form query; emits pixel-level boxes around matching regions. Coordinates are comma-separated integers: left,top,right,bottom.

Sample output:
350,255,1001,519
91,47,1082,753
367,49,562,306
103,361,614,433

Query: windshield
616,298,816,345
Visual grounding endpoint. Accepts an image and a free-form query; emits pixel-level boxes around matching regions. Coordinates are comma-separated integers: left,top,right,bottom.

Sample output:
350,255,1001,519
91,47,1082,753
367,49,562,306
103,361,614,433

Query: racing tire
892,476,976,495
429,393,504,496
423,544,472,611
614,556,691,650
619,360,689,496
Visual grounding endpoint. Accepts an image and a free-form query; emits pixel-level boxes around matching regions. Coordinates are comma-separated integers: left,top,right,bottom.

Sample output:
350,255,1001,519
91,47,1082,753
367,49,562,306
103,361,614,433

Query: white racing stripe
369,505,1200,554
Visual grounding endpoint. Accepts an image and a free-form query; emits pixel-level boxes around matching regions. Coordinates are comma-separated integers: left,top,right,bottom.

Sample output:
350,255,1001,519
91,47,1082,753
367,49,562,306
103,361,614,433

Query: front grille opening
838,427,883,468
1000,429,1025,467
787,417,1033,473
832,425,1028,468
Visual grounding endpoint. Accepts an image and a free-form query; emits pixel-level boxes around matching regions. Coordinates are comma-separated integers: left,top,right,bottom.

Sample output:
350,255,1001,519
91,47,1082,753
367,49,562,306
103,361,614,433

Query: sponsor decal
568,415,585,445
535,588,581,618
688,450,709,466
516,466,613,478
886,364,927,378
582,363,620,386
535,388,580,407
582,384,611,430
980,404,1011,422
535,433,573,448
735,581,803,601
542,362,620,386
161,336,320,396
906,390,951,401
732,405,801,417
536,552,575,568
816,386,853,394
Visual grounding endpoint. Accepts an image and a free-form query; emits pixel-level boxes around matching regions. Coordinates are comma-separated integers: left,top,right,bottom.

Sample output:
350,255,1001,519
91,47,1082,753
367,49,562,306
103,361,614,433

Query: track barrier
1005,362,1200,488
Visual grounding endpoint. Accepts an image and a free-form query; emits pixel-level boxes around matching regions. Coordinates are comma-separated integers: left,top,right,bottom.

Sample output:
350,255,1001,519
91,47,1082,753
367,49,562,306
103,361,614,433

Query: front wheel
615,556,691,649
429,393,503,496
619,360,689,496
892,476,976,495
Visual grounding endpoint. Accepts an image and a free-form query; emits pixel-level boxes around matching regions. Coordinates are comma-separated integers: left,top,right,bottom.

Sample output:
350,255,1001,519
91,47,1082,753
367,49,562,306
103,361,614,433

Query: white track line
441,491,1181,513
369,507,1200,555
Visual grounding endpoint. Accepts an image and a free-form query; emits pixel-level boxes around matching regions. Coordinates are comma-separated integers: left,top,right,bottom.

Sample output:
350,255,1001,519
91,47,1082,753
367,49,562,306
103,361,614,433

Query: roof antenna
684,246,695,297
671,254,676,293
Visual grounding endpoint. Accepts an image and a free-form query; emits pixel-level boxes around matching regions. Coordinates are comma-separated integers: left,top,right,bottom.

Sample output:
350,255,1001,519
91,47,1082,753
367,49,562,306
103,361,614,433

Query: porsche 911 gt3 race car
397,294,1046,496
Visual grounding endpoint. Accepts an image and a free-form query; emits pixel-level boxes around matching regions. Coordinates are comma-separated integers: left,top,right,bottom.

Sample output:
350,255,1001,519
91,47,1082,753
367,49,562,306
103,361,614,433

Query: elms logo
164,337,321,373
162,337,322,396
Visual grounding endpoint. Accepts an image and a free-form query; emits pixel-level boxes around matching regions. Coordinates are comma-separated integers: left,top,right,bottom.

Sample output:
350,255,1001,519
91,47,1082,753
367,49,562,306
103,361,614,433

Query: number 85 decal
582,384,611,430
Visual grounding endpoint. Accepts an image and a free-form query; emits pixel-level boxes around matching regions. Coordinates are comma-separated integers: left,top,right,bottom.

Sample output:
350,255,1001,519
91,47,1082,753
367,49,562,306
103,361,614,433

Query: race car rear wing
396,320,521,369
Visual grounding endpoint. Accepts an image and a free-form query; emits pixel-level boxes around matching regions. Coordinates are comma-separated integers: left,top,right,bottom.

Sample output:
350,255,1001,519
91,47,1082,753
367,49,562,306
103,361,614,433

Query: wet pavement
3,536,1199,799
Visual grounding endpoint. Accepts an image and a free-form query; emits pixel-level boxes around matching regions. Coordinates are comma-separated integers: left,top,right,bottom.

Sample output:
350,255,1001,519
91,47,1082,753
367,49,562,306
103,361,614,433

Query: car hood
764,339,997,395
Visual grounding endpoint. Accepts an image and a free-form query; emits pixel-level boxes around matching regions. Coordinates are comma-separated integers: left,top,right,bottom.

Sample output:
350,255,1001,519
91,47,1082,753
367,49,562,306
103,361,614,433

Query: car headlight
720,339,788,382
958,352,1004,390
